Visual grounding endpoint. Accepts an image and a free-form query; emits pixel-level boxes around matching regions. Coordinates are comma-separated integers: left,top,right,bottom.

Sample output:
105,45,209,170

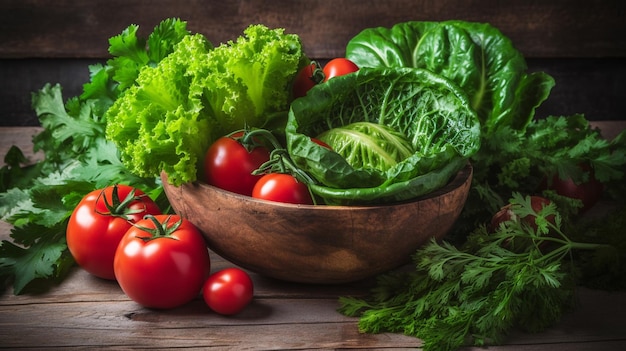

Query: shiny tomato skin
204,132,270,196
490,196,553,232
251,173,314,205
293,62,322,98
66,185,161,280
114,215,211,309
202,268,254,315
548,165,603,214
550,176,603,213
323,58,359,82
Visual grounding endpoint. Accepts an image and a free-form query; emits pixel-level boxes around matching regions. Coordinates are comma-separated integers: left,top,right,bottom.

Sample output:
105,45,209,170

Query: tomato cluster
202,59,357,205
292,58,359,98
67,185,254,314
203,130,317,205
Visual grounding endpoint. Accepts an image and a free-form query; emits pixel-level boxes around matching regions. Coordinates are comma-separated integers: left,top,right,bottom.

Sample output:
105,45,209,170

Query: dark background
1,0,625,126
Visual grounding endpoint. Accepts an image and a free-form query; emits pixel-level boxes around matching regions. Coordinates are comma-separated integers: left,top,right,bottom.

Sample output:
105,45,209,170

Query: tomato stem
231,128,283,152
95,185,149,221
134,215,182,242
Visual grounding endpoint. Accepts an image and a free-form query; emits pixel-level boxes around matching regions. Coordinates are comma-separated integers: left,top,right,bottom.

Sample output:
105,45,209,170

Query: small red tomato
547,164,603,214
491,196,554,238
293,62,324,98
114,215,211,309
323,58,359,82
66,185,161,280
490,196,556,252
490,196,554,232
252,173,314,205
204,131,271,196
203,268,254,315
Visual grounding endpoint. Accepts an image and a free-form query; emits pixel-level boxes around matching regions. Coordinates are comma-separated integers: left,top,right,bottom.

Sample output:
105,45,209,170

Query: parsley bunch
454,113,626,237
338,194,612,351
0,19,189,294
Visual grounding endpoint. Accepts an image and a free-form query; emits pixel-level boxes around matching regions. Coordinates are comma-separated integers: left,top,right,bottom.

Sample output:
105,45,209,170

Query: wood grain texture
1,0,625,59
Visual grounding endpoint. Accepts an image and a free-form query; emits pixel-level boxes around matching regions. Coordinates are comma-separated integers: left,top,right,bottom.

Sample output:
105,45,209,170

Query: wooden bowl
161,163,472,284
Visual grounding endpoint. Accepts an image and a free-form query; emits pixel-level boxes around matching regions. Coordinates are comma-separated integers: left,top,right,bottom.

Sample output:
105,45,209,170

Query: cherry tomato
490,196,554,232
114,215,211,309
546,163,603,214
293,62,323,98
252,173,314,205
202,268,254,315
490,196,556,252
204,131,271,196
322,58,359,82
66,185,161,280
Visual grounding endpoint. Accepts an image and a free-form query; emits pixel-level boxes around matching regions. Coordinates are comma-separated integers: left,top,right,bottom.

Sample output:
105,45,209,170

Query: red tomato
252,173,314,205
66,185,161,280
202,268,254,315
490,196,554,232
114,215,211,309
490,196,556,252
204,131,271,196
322,58,359,82
547,164,603,214
293,62,323,98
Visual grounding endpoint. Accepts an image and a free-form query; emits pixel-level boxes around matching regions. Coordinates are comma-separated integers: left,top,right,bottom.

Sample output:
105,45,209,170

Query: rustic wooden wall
1,0,625,125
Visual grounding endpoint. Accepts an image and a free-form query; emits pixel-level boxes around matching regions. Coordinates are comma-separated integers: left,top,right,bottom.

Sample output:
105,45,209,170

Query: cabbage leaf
286,67,481,204
345,20,555,136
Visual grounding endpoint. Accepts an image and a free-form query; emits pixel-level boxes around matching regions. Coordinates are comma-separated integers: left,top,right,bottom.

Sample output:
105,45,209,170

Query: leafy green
0,19,186,294
346,20,555,137
286,67,481,204
455,114,626,236
318,122,415,172
105,24,309,185
338,194,609,351
82,18,191,116
337,19,626,349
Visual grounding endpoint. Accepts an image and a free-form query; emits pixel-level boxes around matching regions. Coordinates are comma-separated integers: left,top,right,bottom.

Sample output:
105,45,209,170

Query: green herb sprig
0,19,188,294
338,194,613,351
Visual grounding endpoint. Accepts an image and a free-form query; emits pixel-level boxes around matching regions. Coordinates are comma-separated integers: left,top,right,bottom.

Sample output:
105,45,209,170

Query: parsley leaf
0,19,188,294
338,194,607,351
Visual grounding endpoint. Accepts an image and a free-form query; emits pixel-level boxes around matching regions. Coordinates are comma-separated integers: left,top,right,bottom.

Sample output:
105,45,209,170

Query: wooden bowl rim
161,162,472,211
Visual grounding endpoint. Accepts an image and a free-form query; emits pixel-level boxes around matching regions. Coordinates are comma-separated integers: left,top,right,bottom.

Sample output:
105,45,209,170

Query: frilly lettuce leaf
105,25,308,186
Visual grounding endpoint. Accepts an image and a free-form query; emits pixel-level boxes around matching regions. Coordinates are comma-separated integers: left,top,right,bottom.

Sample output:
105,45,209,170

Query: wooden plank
1,277,625,349
1,0,625,59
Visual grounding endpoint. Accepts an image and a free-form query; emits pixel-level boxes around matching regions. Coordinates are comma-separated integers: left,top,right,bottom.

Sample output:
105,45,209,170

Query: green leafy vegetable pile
0,19,308,293
0,17,625,351
346,20,555,137
106,24,308,185
337,20,626,351
0,19,189,294
339,194,612,350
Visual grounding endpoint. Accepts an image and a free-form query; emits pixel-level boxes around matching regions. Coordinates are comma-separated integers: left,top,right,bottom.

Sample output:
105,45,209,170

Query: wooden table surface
1,125,626,350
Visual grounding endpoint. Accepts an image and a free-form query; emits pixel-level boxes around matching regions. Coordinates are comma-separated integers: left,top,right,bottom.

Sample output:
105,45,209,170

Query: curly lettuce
106,24,308,186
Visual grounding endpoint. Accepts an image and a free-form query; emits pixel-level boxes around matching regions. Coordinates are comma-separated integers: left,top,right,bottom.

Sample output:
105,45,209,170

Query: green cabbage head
286,67,481,204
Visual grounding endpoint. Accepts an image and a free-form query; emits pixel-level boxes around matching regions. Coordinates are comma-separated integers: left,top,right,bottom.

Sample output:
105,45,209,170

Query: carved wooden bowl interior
161,163,472,284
